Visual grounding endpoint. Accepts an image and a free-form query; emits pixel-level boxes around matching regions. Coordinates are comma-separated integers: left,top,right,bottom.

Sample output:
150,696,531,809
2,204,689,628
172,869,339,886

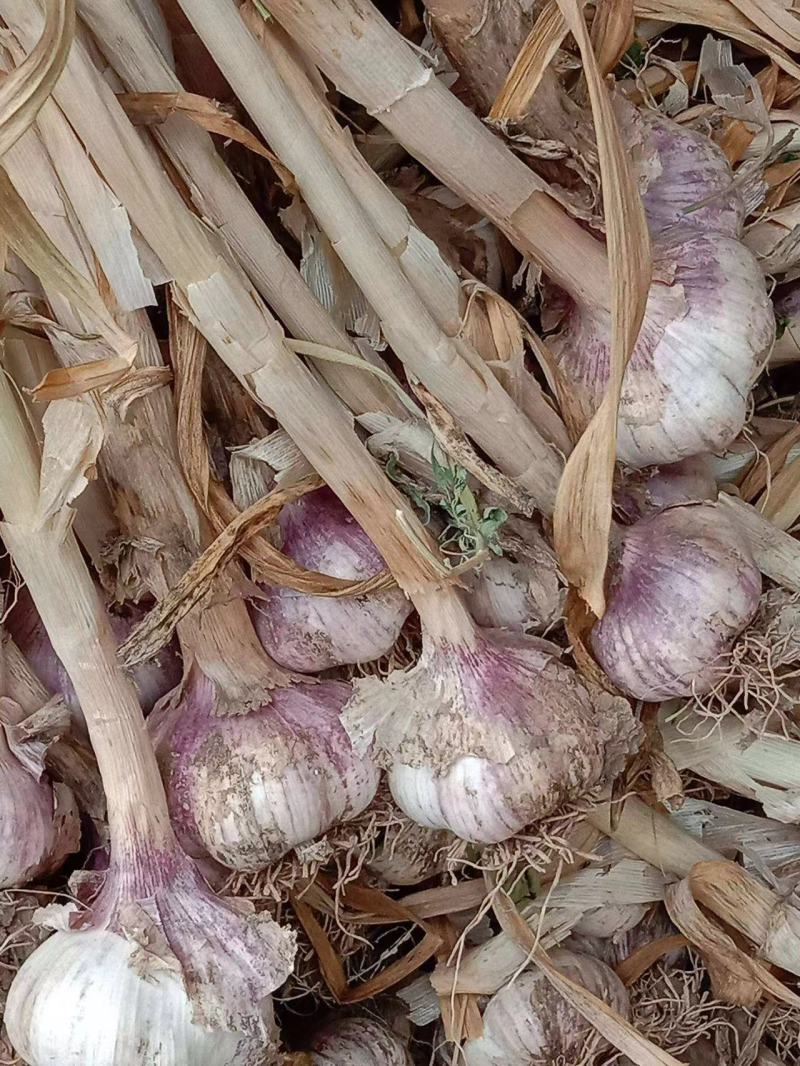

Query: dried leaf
28,351,136,401
634,0,800,89
290,883,442,1004
117,90,293,186
720,492,800,593
665,873,800,1008
169,292,210,508
35,396,104,525
0,0,74,158
552,0,651,618
615,934,689,986
757,453,800,529
490,1,569,122
591,0,634,76
491,890,686,1065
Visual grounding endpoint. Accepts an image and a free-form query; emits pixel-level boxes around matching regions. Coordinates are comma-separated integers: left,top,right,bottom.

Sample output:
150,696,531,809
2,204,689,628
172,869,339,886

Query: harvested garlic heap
2,0,798,1062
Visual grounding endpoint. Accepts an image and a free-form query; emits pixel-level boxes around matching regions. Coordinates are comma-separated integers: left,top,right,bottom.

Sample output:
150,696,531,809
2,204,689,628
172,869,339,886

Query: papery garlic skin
554,231,773,468
0,729,78,889
310,1017,411,1065
592,503,761,700
462,949,629,1065
251,488,411,672
572,902,649,939
346,628,638,844
5,929,269,1066
7,589,182,725
150,671,379,870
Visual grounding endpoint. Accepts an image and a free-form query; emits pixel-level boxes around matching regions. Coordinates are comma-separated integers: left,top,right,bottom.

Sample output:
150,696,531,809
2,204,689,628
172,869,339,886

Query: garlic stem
171,0,563,510
0,0,444,597
262,0,611,312
0,370,174,871
75,0,405,421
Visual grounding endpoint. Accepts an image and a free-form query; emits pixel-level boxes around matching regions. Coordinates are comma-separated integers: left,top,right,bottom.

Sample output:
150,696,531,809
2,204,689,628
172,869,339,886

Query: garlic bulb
310,1017,411,1065
345,608,638,844
465,519,563,632
250,488,411,672
616,455,717,522
0,708,79,888
6,928,274,1066
551,107,773,469
150,669,379,870
592,503,761,700
7,589,182,725
462,949,629,1065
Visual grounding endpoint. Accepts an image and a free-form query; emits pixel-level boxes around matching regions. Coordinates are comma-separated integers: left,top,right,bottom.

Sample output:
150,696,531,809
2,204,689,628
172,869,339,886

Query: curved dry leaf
35,396,104,526
0,0,74,158
552,0,651,618
665,874,800,1008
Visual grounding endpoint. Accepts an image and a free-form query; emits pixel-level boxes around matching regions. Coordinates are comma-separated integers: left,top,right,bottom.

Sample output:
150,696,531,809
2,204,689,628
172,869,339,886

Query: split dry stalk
74,0,405,421
171,0,564,511
0,367,173,868
0,0,447,604
261,0,612,311
720,493,800,593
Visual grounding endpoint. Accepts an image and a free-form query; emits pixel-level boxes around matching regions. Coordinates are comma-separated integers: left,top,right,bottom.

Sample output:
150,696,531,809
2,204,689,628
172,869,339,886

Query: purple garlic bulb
0,708,79,888
149,670,379,871
592,503,761,700
551,111,773,468
345,626,638,844
250,488,412,672
462,950,629,1065
7,589,182,726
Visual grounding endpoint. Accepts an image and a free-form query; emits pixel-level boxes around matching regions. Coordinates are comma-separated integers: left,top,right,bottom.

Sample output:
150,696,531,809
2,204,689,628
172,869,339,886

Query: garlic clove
345,628,639,844
462,949,629,1065
553,232,774,468
5,928,275,1066
150,670,380,871
250,488,412,672
310,1017,412,1064
592,502,762,700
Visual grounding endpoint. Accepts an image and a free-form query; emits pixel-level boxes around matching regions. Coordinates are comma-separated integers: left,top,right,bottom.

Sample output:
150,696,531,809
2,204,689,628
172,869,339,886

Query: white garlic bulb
551,106,773,469
5,929,272,1066
592,503,761,700
616,455,717,522
345,626,638,844
310,1017,411,1064
0,712,79,888
150,670,380,870
462,950,629,1065
366,822,450,885
251,488,411,672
